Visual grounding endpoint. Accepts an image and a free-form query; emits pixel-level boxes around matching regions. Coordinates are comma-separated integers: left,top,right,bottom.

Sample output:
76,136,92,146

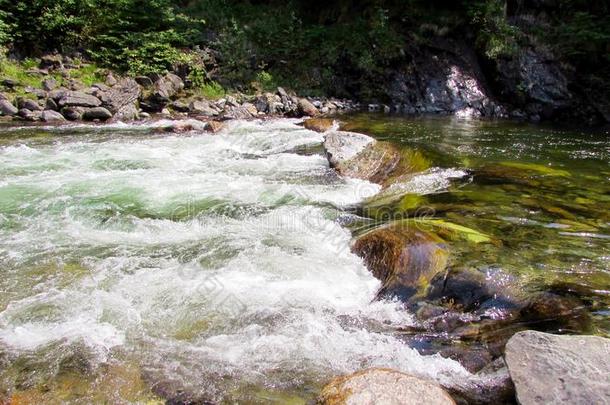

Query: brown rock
297,98,319,117
205,120,225,133
318,368,455,405
304,118,335,132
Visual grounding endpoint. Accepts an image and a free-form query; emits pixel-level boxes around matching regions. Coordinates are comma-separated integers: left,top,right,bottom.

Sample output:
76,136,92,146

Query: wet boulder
324,131,376,167
352,222,448,301
505,330,610,405
318,368,455,405
304,118,335,133
519,291,591,333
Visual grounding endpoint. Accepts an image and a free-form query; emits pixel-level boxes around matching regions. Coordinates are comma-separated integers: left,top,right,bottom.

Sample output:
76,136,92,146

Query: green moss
67,64,104,87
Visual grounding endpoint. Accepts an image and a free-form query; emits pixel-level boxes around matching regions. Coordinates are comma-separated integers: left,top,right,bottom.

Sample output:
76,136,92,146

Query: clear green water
344,114,610,336
0,117,608,403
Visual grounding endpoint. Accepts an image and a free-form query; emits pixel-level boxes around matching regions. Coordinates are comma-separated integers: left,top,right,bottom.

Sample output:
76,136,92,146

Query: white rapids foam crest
0,119,470,396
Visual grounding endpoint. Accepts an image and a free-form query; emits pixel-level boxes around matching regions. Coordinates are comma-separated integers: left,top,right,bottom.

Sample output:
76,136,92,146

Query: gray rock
171,100,190,112
39,54,63,70
1,79,18,89
48,88,69,102
135,76,153,87
105,73,118,86
61,106,85,121
323,131,376,167
83,107,113,121
91,83,110,92
0,92,8,101
144,74,184,112
0,99,18,116
297,98,319,117
18,98,42,111
24,86,47,99
96,77,140,120
42,78,58,91
41,110,66,122
45,98,58,111
189,100,217,116
505,330,610,405
318,368,455,405
18,108,41,121
58,91,102,108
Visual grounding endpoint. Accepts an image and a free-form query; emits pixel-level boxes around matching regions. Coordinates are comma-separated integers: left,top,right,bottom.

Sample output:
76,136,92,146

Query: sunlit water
0,119,476,403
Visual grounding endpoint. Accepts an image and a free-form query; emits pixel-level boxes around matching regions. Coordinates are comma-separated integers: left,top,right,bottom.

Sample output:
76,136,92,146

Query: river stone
41,110,66,122
18,98,42,111
324,131,376,167
205,120,225,133
0,99,18,116
61,106,85,121
189,100,217,116
352,223,448,301
304,118,335,132
58,91,102,108
505,330,610,405
96,78,140,120
83,107,113,121
297,98,319,117
318,368,455,405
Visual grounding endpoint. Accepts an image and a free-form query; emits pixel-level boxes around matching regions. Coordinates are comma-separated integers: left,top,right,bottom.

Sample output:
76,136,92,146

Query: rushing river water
0,116,608,403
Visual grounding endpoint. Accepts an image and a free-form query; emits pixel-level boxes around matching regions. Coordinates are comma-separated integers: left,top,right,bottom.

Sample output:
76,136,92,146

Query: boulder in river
61,106,85,121
352,222,448,301
505,330,610,405
324,131,376,167
318,368,455,405
304,118,336,133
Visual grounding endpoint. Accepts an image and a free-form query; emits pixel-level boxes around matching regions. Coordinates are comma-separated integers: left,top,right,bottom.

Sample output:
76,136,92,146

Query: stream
0,116,608,403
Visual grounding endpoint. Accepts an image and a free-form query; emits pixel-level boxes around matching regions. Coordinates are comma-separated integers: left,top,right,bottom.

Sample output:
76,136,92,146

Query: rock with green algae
352,223,449,301
317,368,455,405
323,131,430,187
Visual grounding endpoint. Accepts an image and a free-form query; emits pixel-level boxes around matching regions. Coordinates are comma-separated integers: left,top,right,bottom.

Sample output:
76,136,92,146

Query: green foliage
195,81,225,99
469,0,520,59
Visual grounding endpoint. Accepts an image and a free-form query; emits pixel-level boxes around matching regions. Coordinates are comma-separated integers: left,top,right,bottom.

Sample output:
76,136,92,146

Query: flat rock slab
318,368,455,405
505,330,610,405
324,131,376,167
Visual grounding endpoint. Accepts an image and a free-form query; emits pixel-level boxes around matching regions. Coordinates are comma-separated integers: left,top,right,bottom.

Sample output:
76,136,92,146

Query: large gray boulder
189,100,218,116
323,131,376,167
96,77,141,120
58,91,102,108
41,110,66,122
0,99,18,116
143,73,185,112
505,330,610,405
83,107,113,121
318,368,455,405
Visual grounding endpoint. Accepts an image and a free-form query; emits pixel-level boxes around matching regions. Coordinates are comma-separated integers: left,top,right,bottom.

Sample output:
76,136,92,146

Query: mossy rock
352,223,448,301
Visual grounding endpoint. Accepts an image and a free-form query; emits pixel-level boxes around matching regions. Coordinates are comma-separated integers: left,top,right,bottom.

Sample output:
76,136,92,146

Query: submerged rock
318,368,455,405
304,118,335,133
352,222,448,301
505,330,610,404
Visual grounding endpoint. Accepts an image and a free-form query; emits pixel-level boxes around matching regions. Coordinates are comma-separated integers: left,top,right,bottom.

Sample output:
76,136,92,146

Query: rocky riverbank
0,56,358,125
